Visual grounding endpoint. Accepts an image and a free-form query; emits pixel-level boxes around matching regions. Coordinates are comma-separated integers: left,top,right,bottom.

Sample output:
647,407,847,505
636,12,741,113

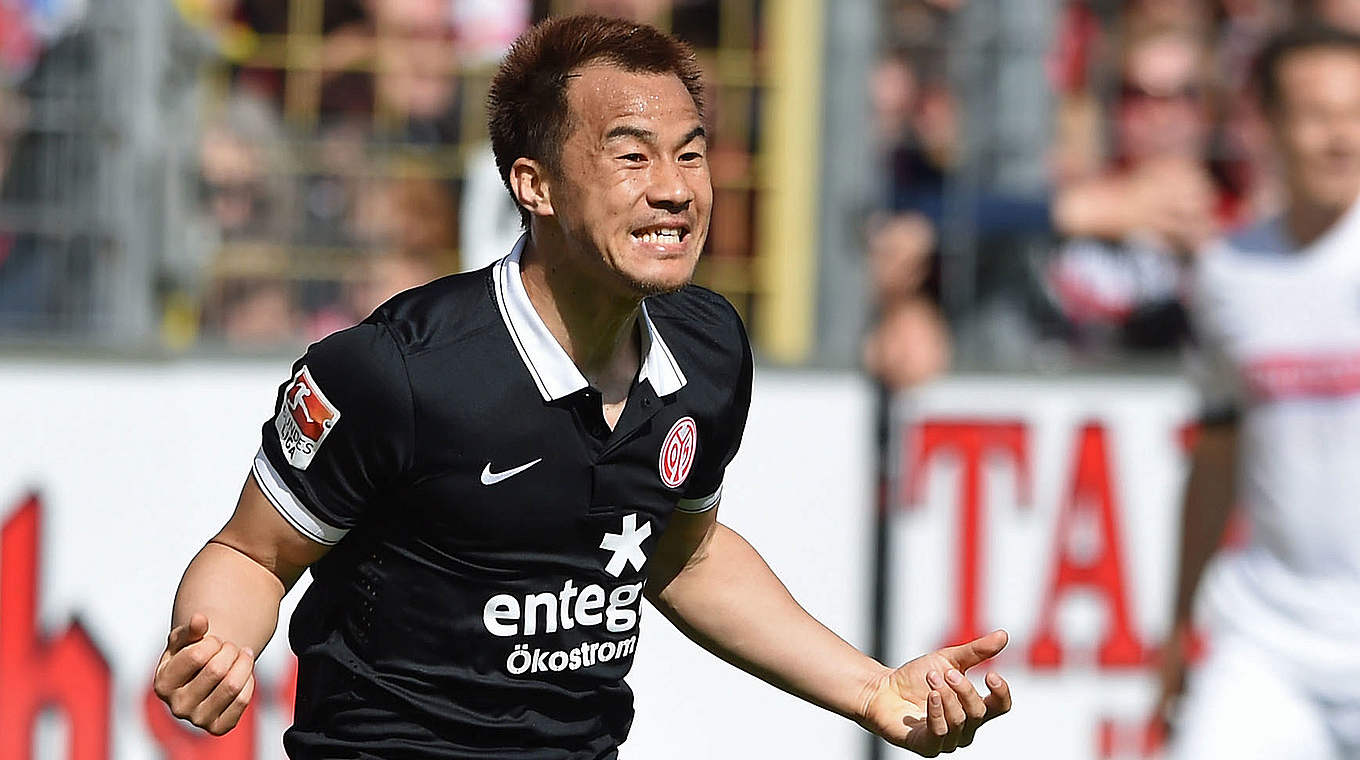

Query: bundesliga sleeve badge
275,365,341,470
658,416,697,488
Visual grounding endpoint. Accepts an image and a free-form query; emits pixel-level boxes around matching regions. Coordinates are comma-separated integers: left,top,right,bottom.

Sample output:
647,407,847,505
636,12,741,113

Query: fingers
195,648,255,734
153,622,259,737
208,672,256,736
941,629,1008,671
179,641,241,714
928,671,965,753
982,671,1013,720
154,635,222,694
166,613,210,654
926,689,948,745
946,669,988,747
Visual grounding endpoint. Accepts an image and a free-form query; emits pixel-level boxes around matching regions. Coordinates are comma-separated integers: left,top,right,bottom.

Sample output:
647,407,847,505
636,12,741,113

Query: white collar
491,235,688,401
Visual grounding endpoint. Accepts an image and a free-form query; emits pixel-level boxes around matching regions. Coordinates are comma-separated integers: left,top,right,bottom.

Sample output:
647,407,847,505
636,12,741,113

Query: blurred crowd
864,0,1360,390
0,0,756,348
182,0,737,348
4,0,1358,367
183,0,767,349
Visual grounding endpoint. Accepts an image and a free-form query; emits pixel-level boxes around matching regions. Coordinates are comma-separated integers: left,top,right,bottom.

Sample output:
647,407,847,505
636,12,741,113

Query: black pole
866,381,894,760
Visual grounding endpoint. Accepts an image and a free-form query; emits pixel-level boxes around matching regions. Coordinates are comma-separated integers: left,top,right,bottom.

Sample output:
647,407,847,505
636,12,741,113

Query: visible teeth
635,228,683,245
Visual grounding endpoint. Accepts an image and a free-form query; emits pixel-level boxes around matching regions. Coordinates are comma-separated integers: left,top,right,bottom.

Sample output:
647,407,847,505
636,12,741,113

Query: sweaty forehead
565,63,699,135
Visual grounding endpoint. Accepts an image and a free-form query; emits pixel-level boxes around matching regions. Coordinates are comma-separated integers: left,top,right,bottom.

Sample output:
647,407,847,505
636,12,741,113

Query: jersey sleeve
1185,255,1244,424
675,320,754,513
254,319,414,544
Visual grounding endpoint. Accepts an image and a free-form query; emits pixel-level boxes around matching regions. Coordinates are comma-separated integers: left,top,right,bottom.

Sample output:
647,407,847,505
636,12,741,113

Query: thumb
167,613,210,653
941,629,1008,671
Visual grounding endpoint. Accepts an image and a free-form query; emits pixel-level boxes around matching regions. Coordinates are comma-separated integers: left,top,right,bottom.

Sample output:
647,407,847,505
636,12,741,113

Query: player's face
1272,48,1360,213
551,64,711,297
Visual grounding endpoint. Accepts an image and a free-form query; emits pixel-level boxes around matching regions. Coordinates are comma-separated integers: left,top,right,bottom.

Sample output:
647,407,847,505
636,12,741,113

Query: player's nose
646,158,693,212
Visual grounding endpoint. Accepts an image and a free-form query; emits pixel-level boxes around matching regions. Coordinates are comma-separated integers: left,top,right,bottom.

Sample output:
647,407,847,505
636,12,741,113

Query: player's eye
679,151,704,163
618,153,647,163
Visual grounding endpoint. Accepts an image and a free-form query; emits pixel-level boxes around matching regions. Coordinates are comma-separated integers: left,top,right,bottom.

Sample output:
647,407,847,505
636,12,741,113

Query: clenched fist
152,613,257,735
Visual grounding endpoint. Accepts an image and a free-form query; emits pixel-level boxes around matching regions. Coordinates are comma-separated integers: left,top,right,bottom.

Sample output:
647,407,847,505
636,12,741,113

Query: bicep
1183,420,1239,523
646,506,719,598
1190,421,1238,477
211,472,331,591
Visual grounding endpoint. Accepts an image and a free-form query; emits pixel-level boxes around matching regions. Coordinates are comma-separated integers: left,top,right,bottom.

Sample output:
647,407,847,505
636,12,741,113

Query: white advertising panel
885,376,1200,760
0,361,874,760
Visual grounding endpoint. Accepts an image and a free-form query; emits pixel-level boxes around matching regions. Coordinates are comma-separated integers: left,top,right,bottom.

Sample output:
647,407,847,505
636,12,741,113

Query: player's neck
519,235,642,391
1285,196,1352,249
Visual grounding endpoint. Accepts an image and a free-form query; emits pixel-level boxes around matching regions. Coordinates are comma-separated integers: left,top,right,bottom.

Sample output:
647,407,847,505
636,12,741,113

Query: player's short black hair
1255,23,1360,109
487,15,705,227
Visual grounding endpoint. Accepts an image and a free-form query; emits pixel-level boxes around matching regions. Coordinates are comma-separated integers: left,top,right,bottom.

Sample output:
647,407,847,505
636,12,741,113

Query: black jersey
252,240,753,759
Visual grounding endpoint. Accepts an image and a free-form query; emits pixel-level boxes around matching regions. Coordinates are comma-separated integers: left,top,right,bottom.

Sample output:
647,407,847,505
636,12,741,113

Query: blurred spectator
198,94,296,242
867,4,1273,366
353,172,458,258
1043,27,1225,352
875,45,1071,240
1218,0,1283,93
454,0,532,64
300,172,459,335
194,95,297,347
1122,0,1212,37
874,51,960,214
862,213,952,390
0,0,85,82
369,0,461,142
1114,29,1213,165
0,87,28,182
344,248,449,322
206,277,299,347
300,120,370,247
0,30,99,332
1307,0,1360,30
566,0,671,23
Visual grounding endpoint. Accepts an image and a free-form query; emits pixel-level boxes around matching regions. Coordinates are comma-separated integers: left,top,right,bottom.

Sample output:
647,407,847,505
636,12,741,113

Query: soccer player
1158,24,1360,760
153,15,1011,758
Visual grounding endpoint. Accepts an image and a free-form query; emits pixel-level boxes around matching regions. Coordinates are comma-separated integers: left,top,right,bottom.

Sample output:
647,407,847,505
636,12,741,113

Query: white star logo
599,513,652,578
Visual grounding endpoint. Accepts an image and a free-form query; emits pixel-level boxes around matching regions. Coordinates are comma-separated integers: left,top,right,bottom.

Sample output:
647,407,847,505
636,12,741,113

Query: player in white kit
1159,24,1360,760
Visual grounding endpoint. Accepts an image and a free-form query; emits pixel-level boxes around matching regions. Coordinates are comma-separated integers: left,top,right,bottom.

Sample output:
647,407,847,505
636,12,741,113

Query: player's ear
510,158,554,219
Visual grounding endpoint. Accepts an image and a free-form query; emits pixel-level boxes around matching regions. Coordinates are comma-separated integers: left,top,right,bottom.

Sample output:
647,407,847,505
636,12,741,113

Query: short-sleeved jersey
1188,200,1360,690
253,237,753,758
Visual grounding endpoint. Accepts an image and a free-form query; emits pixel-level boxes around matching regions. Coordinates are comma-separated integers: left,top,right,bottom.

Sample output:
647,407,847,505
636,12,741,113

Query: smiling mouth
631,224,691,246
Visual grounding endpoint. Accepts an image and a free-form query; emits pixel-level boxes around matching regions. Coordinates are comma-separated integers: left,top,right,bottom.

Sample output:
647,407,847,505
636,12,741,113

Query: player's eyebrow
679,125,707,147
605,125,657,144
604,125,706,149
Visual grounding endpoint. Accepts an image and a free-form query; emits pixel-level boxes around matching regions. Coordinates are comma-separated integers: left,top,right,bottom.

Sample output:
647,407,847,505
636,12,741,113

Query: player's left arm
645,507,1012,756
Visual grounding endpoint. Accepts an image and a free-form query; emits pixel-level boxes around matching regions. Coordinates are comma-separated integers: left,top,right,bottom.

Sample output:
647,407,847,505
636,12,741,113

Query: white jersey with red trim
1191,198,1360,694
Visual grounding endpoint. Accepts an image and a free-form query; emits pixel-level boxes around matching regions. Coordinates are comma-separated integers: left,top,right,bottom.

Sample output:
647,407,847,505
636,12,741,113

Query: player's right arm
154,473,330,735
1157,252,1241,727
1156,418,1237,724
154,317,414,735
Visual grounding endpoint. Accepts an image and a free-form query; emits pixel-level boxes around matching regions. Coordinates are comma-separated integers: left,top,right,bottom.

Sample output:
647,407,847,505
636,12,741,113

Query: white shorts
1167,633,1360,760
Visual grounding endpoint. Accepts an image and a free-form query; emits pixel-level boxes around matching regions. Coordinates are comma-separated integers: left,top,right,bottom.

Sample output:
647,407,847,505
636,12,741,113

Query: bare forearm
171,541,288,655
648,523,890,721
1172,425,1238,623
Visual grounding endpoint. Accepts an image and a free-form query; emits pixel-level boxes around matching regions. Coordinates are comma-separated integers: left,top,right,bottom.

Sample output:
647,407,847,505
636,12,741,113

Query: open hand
858,630,1012,756
152,613,257,735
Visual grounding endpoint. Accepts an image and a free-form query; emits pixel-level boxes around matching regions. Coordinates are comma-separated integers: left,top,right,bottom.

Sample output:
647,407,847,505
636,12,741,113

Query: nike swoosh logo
480,458,543,485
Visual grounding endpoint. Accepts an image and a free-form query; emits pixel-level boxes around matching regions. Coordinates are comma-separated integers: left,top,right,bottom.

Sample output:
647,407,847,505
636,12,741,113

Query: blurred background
0,0,1345,759
0,0,1316,370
